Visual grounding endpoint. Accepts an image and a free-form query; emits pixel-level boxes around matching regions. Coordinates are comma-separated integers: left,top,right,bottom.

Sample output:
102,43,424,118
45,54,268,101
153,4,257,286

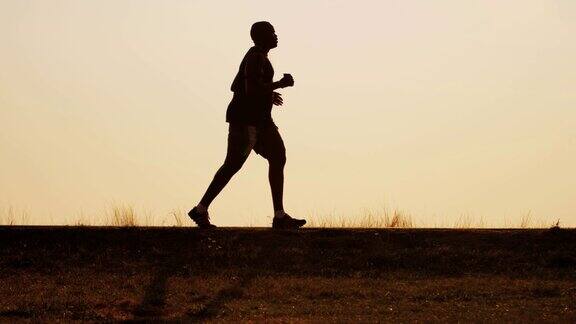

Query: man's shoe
188,207,216,229
272,214,306,230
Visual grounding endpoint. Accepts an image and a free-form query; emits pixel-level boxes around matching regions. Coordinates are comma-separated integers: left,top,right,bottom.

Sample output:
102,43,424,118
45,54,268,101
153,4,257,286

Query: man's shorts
226,123,286,162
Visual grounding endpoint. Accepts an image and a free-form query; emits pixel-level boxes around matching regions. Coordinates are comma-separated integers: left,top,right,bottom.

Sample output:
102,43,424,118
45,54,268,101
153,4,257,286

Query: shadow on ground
0,227,575,321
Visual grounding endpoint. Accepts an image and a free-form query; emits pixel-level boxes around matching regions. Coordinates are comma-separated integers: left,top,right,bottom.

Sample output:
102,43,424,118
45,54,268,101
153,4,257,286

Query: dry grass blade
171,209,185,227
306,207,413,228
520,211,532,229
0,206,30,226
108,204,138,227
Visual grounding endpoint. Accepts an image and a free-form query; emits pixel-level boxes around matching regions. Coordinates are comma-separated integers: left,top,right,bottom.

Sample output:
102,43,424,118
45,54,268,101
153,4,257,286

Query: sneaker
272,214,306,230
188,207,216,229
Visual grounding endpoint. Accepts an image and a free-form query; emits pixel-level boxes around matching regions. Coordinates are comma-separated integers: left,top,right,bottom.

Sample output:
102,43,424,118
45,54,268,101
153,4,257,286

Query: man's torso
226,46,275,127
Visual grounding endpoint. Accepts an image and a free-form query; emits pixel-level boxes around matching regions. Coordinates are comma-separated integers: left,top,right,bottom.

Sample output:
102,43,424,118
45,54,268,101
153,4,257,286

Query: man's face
263,27,278,49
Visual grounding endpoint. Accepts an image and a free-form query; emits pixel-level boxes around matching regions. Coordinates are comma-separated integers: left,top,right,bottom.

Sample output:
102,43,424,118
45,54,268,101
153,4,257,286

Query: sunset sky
1,0,575,226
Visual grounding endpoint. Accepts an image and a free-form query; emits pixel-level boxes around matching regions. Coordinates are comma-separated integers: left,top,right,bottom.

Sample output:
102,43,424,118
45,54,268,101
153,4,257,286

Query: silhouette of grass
0,203,565,228
0,206,30,226
520,211,533,229
107,204,138,227
454,213,486,229
169,209,185,227
306,207,413,228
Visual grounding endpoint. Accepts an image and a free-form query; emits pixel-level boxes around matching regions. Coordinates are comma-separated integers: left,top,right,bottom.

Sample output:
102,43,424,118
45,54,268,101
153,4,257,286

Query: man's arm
244,53,293,95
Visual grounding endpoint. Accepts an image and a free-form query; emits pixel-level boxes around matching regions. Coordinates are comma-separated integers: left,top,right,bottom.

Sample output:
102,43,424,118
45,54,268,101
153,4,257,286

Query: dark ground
1,226,575,322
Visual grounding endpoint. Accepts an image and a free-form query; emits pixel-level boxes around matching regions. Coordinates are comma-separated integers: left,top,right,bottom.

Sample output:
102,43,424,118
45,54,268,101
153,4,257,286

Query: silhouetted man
188,21,306,229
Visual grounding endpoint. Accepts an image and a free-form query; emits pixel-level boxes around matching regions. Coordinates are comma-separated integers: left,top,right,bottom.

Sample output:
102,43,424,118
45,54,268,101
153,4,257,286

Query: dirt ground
1,227,575,322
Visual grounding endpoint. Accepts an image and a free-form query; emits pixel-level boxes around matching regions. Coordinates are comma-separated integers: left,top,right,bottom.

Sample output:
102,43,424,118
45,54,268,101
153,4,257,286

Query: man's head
250,21,278,49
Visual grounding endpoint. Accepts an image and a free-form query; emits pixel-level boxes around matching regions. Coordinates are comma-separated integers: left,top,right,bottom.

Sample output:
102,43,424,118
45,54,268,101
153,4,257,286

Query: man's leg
268,148,286,213
255,126,305,229
254,126,286,213
200,125,256,208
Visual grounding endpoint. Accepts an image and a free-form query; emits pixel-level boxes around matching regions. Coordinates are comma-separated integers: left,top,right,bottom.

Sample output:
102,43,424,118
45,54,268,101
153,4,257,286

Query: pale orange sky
1,0,575,226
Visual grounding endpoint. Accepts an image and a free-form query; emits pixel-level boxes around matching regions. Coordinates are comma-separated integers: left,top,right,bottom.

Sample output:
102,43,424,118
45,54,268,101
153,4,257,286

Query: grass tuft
306,207,413,228
0,206,30,226
0,203,568,229
520,211,532,229
107,204,138,227
170,209,185,227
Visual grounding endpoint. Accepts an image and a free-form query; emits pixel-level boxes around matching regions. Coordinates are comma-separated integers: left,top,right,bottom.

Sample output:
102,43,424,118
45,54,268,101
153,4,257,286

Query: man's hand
272,91,283,106
279,73,294,88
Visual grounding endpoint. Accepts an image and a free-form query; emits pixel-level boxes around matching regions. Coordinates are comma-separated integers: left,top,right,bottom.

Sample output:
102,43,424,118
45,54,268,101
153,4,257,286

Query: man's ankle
274,210,286,219
196,203,208,214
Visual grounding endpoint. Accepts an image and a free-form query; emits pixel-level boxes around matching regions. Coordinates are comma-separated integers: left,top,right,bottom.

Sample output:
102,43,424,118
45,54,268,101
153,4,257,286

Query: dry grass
0,204,565,229
520,211,532,229
169,209,185,227
0,206,30,226
454,213,487,229
3,271,574,321
100,204,187,227
306,207,413,228
107,204,138,227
